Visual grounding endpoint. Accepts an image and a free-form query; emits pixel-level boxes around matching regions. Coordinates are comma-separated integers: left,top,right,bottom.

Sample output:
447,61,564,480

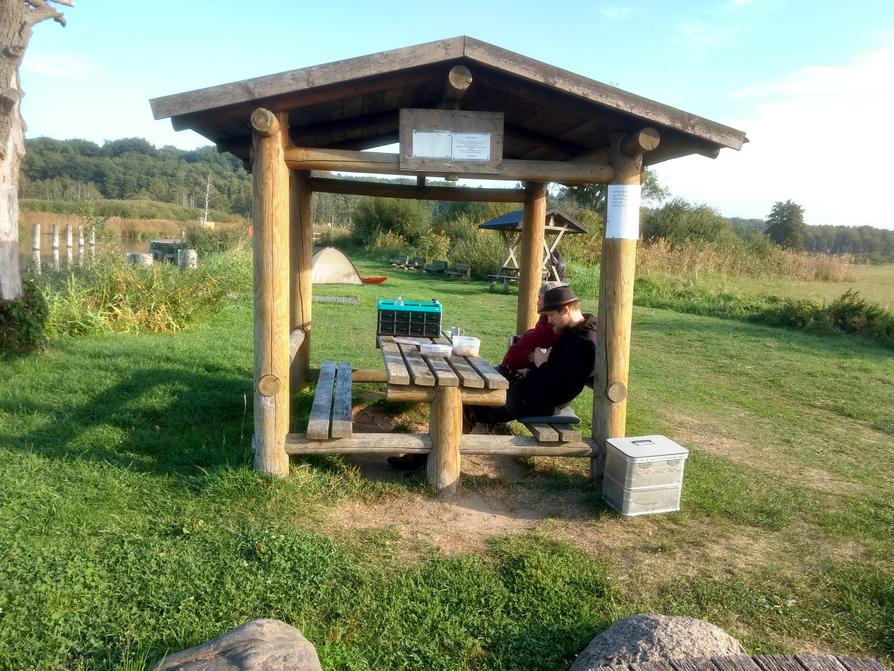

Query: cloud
23,52,93,79
599,5,635,20
654,44,894,229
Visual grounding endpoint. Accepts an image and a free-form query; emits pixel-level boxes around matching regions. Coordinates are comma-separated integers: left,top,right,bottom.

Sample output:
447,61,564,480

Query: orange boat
361,276,388,284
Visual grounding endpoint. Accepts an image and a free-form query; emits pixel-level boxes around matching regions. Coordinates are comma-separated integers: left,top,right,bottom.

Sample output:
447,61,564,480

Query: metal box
376,299,442,338
602,435,688,516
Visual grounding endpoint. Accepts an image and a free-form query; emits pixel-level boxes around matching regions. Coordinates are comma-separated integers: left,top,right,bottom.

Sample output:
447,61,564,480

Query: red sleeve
501,316,559,370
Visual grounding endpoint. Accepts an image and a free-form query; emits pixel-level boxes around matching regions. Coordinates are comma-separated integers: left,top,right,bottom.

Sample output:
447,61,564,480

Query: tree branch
23,0,74,27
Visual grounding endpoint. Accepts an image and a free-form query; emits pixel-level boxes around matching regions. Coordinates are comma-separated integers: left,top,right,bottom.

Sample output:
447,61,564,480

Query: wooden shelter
151,36,747,483
479,208,585,283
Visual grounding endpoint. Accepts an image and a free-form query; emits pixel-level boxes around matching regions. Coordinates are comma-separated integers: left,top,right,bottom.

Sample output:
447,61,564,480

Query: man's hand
533,347,551,367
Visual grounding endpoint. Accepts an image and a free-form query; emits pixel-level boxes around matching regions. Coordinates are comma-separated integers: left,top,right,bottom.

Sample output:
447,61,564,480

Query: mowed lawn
1,258,891,670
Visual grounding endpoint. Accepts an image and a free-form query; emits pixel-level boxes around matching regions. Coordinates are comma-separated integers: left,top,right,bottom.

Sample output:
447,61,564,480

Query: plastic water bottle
394,296,404,306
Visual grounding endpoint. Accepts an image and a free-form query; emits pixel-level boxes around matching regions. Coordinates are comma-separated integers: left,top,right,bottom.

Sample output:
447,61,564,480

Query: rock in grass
154,618,322,671
570,614,746,671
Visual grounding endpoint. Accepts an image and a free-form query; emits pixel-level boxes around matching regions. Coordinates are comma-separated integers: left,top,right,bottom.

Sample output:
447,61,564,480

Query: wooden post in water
51,224,59,269
592,128,659,481
251,108,291,478
427,386,462,494
77,225,85,266
516,181,547,334
289,170,313,391
65,224,73,267
31,223,40,274
89,226,96,261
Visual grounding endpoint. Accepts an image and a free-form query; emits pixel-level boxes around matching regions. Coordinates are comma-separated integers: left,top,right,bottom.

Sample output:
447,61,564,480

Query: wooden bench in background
444,262,471,279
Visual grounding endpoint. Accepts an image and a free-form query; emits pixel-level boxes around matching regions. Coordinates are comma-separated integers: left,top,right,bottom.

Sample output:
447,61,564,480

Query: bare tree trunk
0,0,71,301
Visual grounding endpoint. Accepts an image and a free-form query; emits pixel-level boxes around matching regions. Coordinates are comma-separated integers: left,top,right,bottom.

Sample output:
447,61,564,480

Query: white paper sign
606,184,641,239
451,133,491,160
412,130,452,158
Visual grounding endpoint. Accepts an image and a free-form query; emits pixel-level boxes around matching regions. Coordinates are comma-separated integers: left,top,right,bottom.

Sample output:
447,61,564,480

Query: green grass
1,255,892,669
690,263,894,310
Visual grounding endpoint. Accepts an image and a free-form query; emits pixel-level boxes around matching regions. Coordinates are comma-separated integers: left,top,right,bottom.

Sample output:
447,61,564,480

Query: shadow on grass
2,360,253,479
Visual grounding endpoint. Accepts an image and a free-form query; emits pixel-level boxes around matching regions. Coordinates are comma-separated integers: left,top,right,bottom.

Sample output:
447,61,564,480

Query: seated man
464,285,597,432
388,286,597,471
498,280,564,379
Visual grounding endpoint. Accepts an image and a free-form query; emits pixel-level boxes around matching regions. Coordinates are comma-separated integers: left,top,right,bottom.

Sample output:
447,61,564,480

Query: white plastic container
451,335,481,357
420,343,452,357
602,435,688,516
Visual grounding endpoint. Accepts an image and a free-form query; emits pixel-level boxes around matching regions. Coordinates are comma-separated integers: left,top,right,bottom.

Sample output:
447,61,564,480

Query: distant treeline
20,137,254,216
20,137,894,262
728,217,894,262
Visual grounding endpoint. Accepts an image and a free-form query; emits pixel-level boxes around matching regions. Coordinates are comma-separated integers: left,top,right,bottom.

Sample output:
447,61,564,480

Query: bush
642,199,737,246
440,215,506,277
0,279,49,354
352,198,432,244
185,225,248,256
634,277,893,349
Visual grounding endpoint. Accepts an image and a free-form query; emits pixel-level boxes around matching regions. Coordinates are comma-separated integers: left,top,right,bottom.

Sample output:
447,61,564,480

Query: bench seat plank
330,362,353,438
307,361,336,440
524,422,559,442
553,424,581,442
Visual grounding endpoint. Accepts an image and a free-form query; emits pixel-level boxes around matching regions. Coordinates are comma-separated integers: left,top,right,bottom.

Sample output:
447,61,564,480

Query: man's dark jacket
505,313,598,417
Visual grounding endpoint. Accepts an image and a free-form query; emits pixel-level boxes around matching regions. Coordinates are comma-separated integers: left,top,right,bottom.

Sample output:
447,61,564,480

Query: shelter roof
151,36,747,166
479,208,587,233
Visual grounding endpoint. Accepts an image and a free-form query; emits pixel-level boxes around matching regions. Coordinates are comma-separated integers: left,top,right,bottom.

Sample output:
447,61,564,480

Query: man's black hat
539,285,579,312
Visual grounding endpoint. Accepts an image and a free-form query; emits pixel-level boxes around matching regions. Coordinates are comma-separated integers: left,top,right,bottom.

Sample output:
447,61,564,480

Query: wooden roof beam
284,145,614,184
308,177,526,202
439,65,473,109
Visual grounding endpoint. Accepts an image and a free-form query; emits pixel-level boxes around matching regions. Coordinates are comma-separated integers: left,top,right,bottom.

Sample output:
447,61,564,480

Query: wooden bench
519,407,582,443
423,259,448,273
444,262,471,279
405,256,425,271
390,254,408,268
306,360,353,440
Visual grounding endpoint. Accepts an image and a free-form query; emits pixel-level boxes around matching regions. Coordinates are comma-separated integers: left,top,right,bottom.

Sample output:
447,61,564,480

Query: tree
1,0,72,302
641,198,736,246
764,200,806,250
559,168,669,212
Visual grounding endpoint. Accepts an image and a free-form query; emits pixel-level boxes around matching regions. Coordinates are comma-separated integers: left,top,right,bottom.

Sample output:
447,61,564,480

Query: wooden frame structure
151,36,746,485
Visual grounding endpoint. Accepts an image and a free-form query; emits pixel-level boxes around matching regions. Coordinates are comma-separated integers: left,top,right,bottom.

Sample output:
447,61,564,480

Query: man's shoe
387,453,427,471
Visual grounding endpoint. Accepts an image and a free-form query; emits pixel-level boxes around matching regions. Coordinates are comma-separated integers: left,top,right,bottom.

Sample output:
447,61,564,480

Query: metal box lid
605,435,688,462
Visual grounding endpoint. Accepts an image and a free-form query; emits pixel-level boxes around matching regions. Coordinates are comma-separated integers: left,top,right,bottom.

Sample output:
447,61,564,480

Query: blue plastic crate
377,298,442,338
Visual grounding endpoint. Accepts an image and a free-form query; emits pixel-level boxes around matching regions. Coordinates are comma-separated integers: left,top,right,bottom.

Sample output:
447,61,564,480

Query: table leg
427,385,461,494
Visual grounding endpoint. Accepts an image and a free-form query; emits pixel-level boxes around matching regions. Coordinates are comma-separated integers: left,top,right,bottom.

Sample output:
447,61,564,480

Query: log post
289,170,313,391
51,224,59,269
591,130,658,481
77,225,84,266
65,224,73,267
251,108,291,478
427,385,462,494
31,223,40,275
89,226,96,261
516,181,547,334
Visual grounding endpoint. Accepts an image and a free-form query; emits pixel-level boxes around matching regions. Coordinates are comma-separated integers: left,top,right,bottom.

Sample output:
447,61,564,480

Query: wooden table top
377,335,509,391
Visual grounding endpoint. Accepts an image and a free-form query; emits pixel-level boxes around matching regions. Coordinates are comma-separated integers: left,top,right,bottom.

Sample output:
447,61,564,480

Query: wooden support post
89,226,96,261
51,224,59,269
289,169,313,391
592,130,658,481
65,224,73,267
427,386,462,494
516,181,547,334
251,108,291,477
77,225,84,266
31,223,40,275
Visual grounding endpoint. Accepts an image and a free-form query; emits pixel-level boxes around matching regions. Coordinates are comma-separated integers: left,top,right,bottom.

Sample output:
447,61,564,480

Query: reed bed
638,239,856,282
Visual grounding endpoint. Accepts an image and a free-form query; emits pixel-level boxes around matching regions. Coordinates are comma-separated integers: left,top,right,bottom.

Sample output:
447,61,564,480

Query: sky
20,0,894,230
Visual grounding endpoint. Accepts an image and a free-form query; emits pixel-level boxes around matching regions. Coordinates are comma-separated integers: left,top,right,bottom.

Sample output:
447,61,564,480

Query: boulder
570,614,746,671
154,618,322,671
